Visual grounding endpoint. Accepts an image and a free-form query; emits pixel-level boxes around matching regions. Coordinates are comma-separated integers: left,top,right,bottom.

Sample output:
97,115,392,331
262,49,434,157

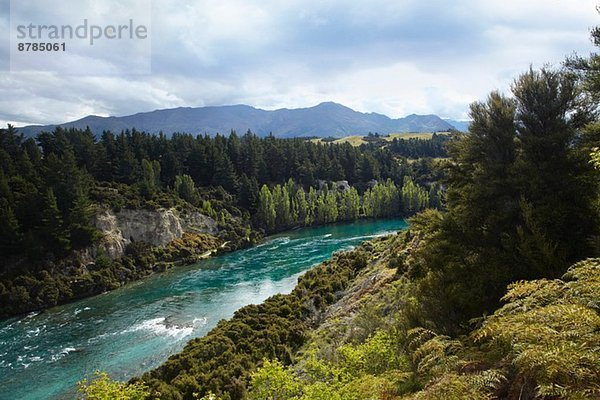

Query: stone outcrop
93,208,218,260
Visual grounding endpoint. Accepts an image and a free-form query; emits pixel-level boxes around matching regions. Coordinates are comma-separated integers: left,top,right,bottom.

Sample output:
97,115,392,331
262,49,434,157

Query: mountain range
17,102,468,138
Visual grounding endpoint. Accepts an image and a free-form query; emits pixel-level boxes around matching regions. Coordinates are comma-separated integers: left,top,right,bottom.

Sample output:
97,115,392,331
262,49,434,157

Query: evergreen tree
175,174,200,206
212,153,239,193
297,160,316,186
358,154,380,182
140,159,161,198
0,198,20,255
40,188,70,253
512,68,595,276
413,69,599,331
68,188,99,248
44,150,92,216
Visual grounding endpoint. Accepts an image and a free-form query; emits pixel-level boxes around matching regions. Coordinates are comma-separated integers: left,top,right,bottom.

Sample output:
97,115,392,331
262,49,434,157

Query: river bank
0,219,407,400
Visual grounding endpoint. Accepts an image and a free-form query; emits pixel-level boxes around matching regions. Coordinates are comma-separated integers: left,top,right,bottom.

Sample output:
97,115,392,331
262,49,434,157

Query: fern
473,259,600,399
407,327,462,378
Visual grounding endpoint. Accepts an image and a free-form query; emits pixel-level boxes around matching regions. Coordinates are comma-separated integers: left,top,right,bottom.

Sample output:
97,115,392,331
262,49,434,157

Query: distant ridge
17,102,460,138
443,118,470,132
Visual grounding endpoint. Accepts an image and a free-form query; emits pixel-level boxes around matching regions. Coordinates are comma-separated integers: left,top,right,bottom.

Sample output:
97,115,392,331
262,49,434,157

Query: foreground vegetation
246,242,600,400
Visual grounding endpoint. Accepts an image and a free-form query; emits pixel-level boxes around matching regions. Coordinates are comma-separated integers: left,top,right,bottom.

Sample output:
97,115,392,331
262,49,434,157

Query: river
0,219,407,399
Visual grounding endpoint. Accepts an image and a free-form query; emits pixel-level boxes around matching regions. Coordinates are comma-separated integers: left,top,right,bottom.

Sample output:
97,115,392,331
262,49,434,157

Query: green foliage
69,188,101,248
406,327,462,380
363,179,401,217
388,134,450,158
175,174,200,206
40,187,71,253
248,359,302,400
250,329,412,400
474,259,600,399
142,245,375,399
408,68,599,332
590,146,600,170
256,178,432,233
405,371,502,400
400,177,429,215
139,159,161,198
0,197,20,254
257,184,276,231
338,330,403,376
78,371,150,400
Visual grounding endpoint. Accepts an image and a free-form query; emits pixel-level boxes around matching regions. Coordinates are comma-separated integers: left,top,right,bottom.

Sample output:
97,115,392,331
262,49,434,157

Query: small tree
248,359,302,400
78,371,149,400
175,174,200,206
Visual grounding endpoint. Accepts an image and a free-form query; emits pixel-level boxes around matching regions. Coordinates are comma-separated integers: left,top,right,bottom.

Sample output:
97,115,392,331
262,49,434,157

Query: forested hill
0,124,445,317
17,102,456,138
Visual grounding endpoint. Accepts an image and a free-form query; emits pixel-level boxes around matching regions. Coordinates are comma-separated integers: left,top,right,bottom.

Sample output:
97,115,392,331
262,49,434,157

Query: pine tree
175,174,200,206
213,153,239,193
140,159,161,198
68,188,99,248
40,188,70,253
413,69,598,331
0,198,20,255
238,174,260,212
512,68,595,275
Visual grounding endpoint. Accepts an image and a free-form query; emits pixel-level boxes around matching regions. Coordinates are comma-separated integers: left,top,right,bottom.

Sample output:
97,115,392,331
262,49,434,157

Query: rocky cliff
93,208,218,260
0,207,225,318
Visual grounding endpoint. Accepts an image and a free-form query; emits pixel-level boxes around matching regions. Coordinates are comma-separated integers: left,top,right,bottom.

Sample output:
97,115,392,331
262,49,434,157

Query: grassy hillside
311,132,451,147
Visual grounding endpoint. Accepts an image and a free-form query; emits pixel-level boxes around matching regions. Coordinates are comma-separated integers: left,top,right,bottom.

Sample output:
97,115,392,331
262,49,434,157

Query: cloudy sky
1,0,598,126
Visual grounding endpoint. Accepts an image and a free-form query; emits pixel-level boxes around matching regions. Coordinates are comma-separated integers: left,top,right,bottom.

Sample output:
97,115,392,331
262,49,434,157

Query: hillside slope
130,229,600,400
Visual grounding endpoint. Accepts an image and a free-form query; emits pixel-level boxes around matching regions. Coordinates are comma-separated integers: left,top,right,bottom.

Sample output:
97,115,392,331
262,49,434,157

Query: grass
311,132,451,147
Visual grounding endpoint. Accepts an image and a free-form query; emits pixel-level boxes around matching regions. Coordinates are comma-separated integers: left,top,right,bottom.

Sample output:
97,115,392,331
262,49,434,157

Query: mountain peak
17,103,458,138
313,101,353,111
315,101,343,107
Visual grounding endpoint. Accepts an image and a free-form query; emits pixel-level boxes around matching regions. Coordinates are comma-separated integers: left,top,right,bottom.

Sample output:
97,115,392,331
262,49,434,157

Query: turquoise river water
0,219,407,399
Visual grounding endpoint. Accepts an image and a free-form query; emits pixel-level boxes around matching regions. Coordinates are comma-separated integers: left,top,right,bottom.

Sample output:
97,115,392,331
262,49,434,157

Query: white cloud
1,0,598,126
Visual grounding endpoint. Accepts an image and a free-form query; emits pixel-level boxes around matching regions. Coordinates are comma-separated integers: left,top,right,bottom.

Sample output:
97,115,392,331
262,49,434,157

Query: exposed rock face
317,180,351,193
93,208,218,260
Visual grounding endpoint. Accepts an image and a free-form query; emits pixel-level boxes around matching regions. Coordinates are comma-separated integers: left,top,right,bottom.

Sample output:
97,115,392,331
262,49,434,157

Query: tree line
361,132,450,158
0,126,442,263
255,178,438,233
